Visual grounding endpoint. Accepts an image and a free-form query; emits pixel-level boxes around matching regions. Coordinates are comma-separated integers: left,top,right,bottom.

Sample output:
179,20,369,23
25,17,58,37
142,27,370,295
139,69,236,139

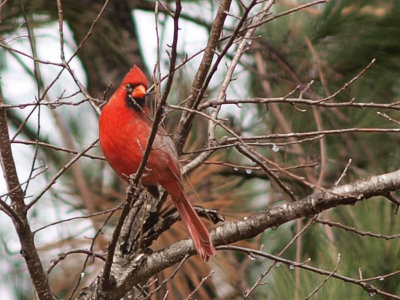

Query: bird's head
122,65,148,111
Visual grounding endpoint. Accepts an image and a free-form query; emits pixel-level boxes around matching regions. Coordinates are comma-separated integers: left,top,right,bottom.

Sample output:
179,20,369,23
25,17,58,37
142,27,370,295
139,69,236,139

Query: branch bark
0,92,54,299
76,169,400,299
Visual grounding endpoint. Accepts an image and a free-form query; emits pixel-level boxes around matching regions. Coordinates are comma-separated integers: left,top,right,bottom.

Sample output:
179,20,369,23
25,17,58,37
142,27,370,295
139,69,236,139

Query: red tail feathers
173,196,216,261
164,180,216,261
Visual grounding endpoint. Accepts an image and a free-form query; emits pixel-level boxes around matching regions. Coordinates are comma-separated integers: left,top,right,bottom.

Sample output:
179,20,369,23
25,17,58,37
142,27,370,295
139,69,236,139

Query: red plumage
99,66,216,260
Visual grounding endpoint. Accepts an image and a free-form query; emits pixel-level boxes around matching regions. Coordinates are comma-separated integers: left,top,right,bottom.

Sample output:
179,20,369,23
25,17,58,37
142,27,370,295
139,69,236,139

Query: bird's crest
122,65,148,88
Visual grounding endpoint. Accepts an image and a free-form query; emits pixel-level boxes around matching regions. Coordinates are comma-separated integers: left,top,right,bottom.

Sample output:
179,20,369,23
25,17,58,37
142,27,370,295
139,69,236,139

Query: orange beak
131,84,146,98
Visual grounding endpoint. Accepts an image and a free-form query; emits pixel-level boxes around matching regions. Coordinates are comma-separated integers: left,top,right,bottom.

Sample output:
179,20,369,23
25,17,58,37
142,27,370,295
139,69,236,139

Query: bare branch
174,0,233,152
27,139,99,209
316,219,400,240
220,245,399,300
305,253,341,299
0,91,54,299
76,169,400,299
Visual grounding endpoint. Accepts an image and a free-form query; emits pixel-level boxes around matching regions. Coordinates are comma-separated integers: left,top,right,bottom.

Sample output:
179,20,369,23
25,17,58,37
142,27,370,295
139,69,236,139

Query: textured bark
76,169,400,299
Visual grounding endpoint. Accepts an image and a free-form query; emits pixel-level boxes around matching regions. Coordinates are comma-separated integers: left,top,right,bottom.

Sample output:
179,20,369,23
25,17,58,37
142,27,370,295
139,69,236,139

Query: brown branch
0,98,89,109
189,0,275,178
134,1,212,30
224,127,400,142
174,0,233,153
304,253,341,299
220,245,399,300
244,216,318,298
0,197,20,223
33,206,121,235
238,0,327,36
140,255,189,299
27,139,99,209
0,41,64,67
70,209,117,299
47,249,106,275
0,91,54,299
76,169,400,299
184,270,214,300
316,219,400,240
200,97,400,110
235,144,297,201
12,139,104,160
171,95,316,195
182,135,323,155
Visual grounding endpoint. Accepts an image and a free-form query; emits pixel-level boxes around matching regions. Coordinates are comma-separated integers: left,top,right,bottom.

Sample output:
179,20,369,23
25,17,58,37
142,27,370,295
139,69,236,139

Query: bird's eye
126,84,133,93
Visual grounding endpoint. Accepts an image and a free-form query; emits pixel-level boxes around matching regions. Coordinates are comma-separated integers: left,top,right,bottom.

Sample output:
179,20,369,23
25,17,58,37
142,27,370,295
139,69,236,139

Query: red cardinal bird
99,65,216,260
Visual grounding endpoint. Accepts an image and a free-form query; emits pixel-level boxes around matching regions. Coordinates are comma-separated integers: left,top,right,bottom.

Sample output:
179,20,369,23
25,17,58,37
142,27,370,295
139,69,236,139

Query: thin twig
27,139,99,209
316,219,400,240
12,139,105,160
33,206,121,235
335,158,352,186
184,270,214,300
47,249,106,275
69,209,117,299
223,127,400,143
219,245,400,300
245,216,317,298
140,255,189,299
305,253,341,299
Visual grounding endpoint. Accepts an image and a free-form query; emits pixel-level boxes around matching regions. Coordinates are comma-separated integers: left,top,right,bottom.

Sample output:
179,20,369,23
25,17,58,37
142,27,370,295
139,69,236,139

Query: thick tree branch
76,169,400,299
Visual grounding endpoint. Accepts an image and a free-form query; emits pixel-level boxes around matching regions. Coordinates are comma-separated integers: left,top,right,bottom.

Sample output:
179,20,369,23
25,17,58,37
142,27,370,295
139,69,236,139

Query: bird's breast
99,104,150,181
99,103,181,186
